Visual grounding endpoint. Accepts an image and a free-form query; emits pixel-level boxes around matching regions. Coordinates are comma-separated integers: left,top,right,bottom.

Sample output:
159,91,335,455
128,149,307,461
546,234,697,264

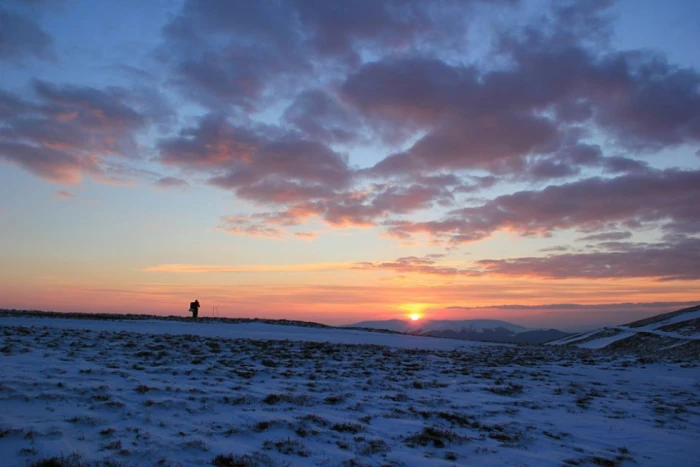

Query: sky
1,0,699,331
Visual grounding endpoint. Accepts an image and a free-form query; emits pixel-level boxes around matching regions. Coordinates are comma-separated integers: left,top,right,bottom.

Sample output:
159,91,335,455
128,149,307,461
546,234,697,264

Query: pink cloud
158,114,353,205
54,190,76,198
354,255,479,277
141,262,350,273
294,232,318,241
218,215,285,238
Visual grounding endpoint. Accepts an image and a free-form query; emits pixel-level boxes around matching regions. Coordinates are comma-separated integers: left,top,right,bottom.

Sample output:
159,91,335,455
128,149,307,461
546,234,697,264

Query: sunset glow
0,0,698,331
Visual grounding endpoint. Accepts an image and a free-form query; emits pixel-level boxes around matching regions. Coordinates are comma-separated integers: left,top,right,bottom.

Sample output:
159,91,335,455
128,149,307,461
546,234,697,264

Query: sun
400,303,430,322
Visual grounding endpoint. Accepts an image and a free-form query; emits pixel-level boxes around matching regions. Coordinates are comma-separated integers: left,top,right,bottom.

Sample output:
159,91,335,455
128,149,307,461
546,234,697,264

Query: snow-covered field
1,317,699,466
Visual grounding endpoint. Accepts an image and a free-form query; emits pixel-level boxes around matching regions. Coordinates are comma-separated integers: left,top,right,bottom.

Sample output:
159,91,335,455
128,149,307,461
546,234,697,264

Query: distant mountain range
346,319,572,344
548,304,700,358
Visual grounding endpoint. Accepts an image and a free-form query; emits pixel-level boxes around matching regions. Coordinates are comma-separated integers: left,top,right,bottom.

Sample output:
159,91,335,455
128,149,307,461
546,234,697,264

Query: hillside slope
348,319,571,344
548,304,700,358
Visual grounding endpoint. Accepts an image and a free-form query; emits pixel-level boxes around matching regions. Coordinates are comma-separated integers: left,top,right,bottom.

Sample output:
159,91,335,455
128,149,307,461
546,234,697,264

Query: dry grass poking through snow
1,321,699,466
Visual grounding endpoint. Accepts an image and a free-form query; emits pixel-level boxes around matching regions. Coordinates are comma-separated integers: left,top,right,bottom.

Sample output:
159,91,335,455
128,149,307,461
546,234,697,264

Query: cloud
385,168,700,244
340,2,700,179
155,176,189,189
0,141,85,183
354,255,479,277
525,157,580,181
539,245,570,253
353,235,700,283
0,80,170,184
448,301,700,313
160,0,510,110
218,215,285,238
283,89,364,144
577,231,632,242
161,0,307,109
141,262,351,273
0,7,53,64
294,232,318,241
0,90,35,118
145,0,700,246
602,156,649,174
158,113,353,204
215,178,458,235
54,190,75,198
157,112,462,234
476,236,700,281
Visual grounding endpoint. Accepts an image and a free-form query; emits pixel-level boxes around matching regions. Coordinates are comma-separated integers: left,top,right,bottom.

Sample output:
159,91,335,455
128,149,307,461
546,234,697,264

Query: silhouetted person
189,299,200,319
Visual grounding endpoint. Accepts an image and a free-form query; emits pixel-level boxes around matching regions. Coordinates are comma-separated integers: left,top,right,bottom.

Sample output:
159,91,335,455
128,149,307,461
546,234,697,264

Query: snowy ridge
548,304,700,356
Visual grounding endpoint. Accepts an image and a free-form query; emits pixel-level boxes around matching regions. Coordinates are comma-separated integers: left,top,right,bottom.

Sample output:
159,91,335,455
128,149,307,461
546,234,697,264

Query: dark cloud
577,231,632,242
0,7,53,64
294,0,427,62
338,1,700,179
283,89,363,143
385,169,700,244
148,0,700,253
476,236,700,281
0,81,169,183
0,90,35,118
155,176,189,189
525,157,580,180
602,156,649,174
368,112,560,178
158,2,295,108
0,140,86,183
160,0,510,110
354,234,700,281
539,245,570,253
342,57,467,125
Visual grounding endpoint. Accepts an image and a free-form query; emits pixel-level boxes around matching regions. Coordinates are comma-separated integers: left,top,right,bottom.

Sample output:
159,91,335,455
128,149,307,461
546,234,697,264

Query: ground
1,317,699,466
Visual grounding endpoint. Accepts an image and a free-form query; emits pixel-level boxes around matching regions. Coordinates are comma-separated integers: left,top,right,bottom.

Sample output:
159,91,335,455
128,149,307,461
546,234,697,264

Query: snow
2,316,699,466
0,317,488,351
576,331,636,349
548,307,700,349
548,329,601,346
629,309,700,332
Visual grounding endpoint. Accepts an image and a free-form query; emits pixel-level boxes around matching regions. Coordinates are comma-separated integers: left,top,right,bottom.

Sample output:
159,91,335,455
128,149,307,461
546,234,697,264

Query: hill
347,319,571,344
548,304,700,358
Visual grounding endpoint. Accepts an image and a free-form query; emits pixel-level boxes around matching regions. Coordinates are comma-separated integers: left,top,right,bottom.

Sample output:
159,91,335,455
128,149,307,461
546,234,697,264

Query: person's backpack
189,301,196,311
